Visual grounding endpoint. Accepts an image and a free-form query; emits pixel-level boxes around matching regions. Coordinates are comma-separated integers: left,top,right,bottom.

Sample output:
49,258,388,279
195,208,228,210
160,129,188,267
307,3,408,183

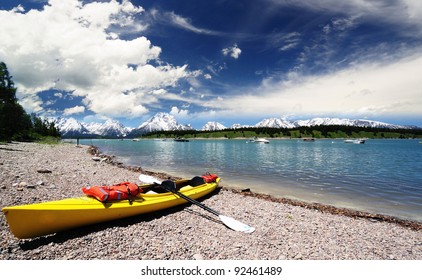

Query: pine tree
0,62,33,140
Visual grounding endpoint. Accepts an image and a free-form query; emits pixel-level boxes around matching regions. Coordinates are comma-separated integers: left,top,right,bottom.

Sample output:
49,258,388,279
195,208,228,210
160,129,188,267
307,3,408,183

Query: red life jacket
82,182,141,202
201,173,218,183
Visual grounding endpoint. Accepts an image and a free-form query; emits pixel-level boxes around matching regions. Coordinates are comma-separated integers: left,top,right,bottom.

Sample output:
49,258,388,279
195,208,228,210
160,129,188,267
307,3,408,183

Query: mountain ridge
53,113,419,138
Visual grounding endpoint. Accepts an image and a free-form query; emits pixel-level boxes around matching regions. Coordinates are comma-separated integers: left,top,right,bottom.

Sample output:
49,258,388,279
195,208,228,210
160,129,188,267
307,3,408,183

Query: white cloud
208,50,422,120
63,105,85,116
11,5,25,13
166,12,214,35
222,44,242,59
149,10,225,36
267,32,301,52
170,106,189,117
267,0,422,34
0,0,192,117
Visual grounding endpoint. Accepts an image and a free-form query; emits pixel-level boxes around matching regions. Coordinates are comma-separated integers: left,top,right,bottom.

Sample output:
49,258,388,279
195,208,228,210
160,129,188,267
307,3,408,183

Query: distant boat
248,137,269,144
344,139,366,144
174,137,189,142
303,138,315,142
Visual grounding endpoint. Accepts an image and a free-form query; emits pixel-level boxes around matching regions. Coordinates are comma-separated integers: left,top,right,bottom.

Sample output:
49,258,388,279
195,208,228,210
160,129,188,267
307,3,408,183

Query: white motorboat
344,139,366,144
248,137,270,144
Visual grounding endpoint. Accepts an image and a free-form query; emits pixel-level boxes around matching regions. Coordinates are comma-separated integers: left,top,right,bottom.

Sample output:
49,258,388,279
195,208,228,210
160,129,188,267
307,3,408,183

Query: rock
37,169,52,173
18,182,28,188
92,157,102,162
278,254,287,260
36,181,45,186
193,253,204,260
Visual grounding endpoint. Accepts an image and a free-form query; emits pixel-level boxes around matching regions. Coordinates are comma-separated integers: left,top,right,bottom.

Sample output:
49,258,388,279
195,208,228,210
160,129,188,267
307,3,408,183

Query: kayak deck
2,177,220,239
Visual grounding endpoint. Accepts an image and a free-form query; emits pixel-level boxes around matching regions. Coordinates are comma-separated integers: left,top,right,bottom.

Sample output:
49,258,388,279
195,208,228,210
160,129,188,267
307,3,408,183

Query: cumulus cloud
170,106,189,117
64,105,85,116
222,44,242,59
0,0,192,118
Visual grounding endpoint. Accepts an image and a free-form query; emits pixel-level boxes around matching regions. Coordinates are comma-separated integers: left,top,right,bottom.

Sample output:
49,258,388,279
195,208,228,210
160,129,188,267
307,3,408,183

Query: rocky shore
0,142,421,260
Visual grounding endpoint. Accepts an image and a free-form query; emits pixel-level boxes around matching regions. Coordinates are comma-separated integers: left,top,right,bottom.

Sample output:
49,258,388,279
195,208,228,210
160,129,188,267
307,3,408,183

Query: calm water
79,138,422,222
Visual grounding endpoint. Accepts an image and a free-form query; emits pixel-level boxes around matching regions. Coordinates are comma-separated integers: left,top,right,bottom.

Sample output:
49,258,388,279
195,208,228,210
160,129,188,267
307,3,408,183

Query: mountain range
54,113,416,138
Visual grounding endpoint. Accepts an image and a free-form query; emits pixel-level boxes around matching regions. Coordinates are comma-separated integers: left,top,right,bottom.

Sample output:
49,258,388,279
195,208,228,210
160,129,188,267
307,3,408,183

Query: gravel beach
0,142,421,260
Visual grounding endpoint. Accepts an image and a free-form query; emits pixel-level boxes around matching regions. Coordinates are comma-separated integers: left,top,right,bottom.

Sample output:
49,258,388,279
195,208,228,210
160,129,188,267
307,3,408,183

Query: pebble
193,253,204,260
0,142,421,260
37,169,52,174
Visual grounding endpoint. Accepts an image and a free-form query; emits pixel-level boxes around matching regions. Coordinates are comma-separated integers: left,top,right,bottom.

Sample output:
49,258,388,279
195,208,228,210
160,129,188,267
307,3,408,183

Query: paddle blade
138,174,162,184
219,215,255,233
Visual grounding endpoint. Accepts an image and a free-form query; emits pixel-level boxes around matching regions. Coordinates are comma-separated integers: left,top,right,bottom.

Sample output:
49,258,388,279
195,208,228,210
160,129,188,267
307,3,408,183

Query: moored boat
248,137,270,144
344,138,366,144
2,176,220,239
174,137,189,142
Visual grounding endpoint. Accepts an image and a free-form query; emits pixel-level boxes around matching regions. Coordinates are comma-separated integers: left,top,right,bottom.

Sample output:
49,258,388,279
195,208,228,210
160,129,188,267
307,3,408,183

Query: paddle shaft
138,174,255,233
159,184,220,216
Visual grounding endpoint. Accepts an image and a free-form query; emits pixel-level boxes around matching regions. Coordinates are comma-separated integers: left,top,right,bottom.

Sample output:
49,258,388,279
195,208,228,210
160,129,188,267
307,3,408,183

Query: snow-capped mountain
294,117,410,129
54,113,417,138
255,118,297,129
55,118,129,137
84,119,129,137
55,117,91,137
252,117,411,130
131,112,193,135
231,124,252,129
82,122,102,134
202,121,227,131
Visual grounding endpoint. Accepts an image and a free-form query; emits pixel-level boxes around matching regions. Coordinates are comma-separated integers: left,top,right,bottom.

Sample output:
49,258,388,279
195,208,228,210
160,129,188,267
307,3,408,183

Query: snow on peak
255,117,296,129
56,117,89,136
295,117,409,129
202,121,227,131
137,113,193,133
54,114,415,138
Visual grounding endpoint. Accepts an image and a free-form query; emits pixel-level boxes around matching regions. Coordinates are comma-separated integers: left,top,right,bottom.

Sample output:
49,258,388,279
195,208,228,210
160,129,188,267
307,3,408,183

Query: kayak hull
2,178,219,239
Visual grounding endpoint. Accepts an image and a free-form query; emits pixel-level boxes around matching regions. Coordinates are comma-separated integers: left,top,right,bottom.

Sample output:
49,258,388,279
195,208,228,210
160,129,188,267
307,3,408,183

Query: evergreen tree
0,62,33,140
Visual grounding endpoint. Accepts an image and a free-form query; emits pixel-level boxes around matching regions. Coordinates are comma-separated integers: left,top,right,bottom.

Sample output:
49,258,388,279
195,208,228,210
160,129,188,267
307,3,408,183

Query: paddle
138,174,255,233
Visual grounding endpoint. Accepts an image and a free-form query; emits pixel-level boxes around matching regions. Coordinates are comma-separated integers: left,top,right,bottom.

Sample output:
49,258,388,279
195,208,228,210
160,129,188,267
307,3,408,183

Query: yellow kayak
2,177,220,239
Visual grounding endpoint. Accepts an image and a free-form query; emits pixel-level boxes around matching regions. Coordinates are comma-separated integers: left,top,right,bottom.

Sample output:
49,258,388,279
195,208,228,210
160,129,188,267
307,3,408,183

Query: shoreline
87,145,422,231
1,142,421,260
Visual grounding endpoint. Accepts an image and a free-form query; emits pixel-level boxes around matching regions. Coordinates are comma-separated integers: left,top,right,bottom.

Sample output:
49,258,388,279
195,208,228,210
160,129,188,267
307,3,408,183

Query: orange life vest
82,182,141,202
201,173,218,183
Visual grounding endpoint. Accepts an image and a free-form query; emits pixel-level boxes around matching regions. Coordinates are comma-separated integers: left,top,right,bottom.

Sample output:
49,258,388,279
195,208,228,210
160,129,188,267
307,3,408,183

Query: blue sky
1,0,422,129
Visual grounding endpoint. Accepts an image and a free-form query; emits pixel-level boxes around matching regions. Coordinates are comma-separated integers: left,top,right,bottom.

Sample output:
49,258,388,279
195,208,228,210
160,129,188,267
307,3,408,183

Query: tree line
0,62,60,141
142,125,422,139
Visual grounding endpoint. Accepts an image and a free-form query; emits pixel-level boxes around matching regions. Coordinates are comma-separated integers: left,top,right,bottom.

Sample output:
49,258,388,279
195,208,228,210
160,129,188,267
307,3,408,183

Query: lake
79,138,422,222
